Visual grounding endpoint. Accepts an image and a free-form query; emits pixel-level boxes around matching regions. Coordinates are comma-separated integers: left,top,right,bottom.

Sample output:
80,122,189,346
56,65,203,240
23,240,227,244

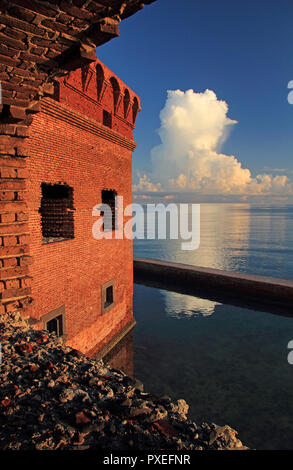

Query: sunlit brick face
25,58,137,355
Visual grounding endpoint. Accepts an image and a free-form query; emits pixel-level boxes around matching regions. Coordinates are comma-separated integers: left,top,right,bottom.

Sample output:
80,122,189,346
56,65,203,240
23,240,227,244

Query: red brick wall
58,58,140,140
24,59,138,355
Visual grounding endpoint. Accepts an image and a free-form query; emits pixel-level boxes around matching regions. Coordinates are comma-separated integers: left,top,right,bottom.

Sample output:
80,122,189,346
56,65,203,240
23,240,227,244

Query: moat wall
134,257,293,314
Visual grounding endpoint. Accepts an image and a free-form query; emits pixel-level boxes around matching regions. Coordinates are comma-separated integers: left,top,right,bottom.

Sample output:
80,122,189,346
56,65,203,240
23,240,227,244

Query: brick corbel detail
0,123,33,316
41,98,137,151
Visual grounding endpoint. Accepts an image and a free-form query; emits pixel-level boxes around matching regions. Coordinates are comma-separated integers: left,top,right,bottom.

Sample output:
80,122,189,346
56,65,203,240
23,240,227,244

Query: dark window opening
101,189,117,232
39,183,74,244
42,305,66,341
101,280,115,315
103,110,112,128
104,285,113,308
46,314,63,337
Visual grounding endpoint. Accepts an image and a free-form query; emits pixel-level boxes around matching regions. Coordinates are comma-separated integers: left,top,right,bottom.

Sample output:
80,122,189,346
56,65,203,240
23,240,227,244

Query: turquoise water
132,204,293,450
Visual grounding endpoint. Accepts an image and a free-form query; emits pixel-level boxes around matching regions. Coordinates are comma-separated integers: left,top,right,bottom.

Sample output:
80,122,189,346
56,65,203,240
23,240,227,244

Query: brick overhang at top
0,0,157,123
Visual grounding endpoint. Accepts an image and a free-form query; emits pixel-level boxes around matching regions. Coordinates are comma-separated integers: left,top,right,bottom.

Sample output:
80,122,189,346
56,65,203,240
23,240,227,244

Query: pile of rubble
0,312,248,450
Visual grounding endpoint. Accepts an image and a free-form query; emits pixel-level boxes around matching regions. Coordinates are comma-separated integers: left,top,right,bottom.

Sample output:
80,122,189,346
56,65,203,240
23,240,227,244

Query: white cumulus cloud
134,89,292,195
132,173,162,192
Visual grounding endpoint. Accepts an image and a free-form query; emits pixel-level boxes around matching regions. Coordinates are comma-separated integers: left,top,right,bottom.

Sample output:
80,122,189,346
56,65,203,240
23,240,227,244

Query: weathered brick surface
23,59,138,354
0,129,31,312
0,244,29,256
0,266,29,280
0,0,156,354
0,1,156,121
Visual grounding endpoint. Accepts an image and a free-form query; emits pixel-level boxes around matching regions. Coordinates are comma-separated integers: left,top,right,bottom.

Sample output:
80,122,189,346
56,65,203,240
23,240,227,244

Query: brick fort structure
0,0,156,357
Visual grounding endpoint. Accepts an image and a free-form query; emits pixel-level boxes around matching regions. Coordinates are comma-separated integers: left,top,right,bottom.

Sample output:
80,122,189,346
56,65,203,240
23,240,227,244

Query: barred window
40,183,74,244
101,189,117,232
42,305,66,339
47,314,63,337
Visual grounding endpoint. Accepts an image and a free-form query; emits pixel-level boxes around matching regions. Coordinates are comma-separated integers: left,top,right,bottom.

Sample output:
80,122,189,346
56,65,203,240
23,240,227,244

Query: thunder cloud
133,89,292,196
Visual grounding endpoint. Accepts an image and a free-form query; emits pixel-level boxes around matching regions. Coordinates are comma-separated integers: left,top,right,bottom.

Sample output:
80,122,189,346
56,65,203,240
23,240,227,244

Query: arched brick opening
81,64,91,92
124,88,130,119
110,76,120,114
96,63,105,102
132,96,139,124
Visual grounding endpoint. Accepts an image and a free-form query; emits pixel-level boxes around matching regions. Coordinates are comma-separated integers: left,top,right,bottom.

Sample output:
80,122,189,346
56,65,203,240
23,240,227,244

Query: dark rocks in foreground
0,312,248,451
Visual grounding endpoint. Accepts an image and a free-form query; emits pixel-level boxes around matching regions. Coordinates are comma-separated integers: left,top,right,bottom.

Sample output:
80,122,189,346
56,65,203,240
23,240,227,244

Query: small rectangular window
105,285,113,308
47,314,63,337
103,110,112,128
39,183,74,244
42,305,66,340
101,280,115,315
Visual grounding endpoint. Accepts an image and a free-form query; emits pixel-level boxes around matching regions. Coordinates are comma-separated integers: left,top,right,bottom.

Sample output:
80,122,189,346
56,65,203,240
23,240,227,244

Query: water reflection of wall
163,291,218,317
103,331,134,377
159,204,252,317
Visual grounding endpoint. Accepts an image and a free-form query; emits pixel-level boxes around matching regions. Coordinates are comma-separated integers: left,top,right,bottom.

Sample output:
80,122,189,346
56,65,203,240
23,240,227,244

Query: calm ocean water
132,203,293,450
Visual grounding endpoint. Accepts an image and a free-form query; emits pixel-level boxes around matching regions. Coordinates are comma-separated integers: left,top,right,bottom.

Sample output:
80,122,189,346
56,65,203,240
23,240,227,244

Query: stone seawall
134,258,293,313
0,312,248,451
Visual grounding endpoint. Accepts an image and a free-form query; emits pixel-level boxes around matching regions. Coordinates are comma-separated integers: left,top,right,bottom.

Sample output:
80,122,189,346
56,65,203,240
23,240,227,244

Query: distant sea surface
132,204,293,450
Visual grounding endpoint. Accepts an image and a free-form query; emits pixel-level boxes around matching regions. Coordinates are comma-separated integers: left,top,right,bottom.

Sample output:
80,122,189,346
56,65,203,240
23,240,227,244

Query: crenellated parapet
56,59,141,140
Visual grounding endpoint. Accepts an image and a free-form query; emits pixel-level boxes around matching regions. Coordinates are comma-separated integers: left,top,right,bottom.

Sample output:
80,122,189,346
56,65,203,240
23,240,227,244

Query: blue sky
97,0,293,201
